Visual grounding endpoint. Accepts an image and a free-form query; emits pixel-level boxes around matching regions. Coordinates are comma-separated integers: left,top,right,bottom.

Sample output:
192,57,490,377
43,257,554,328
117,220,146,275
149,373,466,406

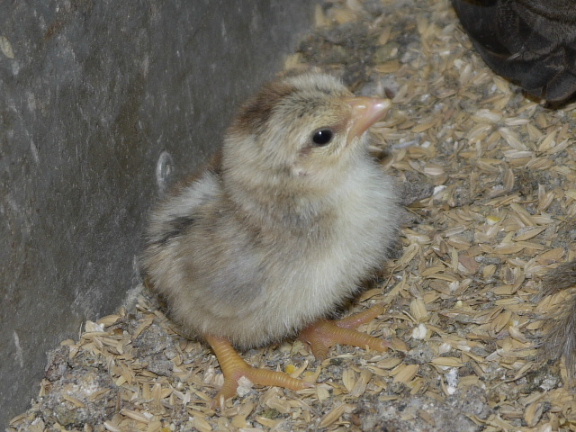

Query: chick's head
223,73,389,194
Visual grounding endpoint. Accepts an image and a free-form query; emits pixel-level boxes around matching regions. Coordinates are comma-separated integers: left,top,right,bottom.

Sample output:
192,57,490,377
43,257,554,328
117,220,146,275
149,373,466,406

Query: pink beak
346,97,391,141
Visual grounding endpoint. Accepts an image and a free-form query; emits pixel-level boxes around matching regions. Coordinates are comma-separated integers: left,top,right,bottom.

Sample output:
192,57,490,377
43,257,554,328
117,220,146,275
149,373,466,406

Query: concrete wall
0,1,316,426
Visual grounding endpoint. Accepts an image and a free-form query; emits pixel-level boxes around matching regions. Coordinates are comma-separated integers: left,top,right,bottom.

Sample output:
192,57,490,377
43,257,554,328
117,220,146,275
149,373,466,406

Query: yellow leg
298,305,390,360
205,334,311,407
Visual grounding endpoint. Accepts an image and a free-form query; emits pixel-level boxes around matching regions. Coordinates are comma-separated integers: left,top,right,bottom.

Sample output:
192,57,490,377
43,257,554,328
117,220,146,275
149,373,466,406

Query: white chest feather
257,163,399,336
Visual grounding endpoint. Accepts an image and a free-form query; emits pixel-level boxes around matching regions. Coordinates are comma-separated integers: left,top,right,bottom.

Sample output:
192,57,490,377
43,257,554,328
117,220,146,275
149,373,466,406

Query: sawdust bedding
9,0,576,431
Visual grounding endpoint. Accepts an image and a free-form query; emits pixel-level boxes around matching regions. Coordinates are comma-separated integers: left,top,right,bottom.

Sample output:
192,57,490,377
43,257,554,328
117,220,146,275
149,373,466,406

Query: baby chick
142,72,401,404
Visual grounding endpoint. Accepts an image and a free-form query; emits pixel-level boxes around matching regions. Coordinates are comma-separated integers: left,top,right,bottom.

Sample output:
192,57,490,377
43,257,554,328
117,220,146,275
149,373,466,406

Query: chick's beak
346,97,391,141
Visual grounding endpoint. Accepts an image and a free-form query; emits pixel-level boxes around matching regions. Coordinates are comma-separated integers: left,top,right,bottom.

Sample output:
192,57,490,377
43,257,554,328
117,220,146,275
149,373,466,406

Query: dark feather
541,260,576,379
452,0,576,104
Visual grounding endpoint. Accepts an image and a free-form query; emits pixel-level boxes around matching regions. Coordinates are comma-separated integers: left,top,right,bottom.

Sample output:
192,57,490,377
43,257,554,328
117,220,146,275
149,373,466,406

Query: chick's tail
541,260,576,379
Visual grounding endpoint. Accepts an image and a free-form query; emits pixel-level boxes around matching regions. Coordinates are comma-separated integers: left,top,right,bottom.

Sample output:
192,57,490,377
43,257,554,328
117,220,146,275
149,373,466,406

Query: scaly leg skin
298,305,390,360
205,334,311,408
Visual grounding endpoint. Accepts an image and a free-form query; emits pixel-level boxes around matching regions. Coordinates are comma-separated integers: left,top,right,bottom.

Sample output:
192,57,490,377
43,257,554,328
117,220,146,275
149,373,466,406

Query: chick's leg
205,334,310,404
298,306,390,360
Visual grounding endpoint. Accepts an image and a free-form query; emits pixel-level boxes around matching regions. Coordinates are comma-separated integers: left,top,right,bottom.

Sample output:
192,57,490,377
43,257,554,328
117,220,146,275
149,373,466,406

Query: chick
452,0,576,104
142,72,401,404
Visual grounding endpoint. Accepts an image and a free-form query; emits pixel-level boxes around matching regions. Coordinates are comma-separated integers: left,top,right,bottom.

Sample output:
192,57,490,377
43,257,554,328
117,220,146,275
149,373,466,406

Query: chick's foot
206,334,311,407
298,305,390,360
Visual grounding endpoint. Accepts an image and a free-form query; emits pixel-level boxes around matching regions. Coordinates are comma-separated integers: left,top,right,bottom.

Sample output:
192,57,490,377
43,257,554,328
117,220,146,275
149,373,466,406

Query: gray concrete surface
0,1,316,427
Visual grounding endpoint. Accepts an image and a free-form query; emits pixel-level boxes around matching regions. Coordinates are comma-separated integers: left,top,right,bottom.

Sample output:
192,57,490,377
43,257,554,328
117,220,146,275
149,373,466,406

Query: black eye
311,128,334,146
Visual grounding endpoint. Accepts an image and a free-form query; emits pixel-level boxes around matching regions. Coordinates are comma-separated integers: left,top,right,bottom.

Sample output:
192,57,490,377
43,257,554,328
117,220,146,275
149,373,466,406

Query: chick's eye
311,128,334,146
